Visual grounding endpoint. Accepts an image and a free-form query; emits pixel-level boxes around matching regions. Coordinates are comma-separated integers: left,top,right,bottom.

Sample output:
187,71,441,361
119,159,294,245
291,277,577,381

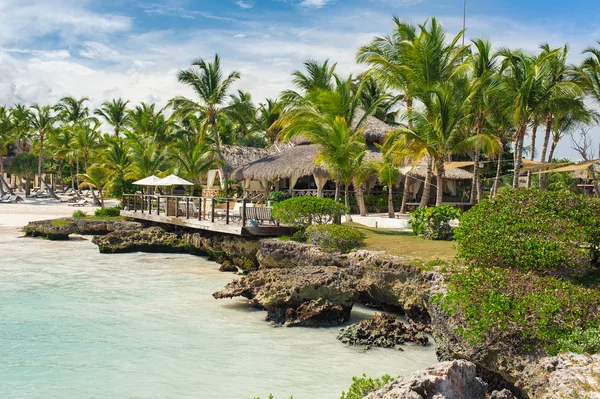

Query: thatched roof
352,109,395,144
232,144,331,181
399,164,474,181
221,145,272,173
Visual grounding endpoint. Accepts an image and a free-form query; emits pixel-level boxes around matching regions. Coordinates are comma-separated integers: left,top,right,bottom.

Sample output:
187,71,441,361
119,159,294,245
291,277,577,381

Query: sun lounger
68,199,89,207
0,195,24,203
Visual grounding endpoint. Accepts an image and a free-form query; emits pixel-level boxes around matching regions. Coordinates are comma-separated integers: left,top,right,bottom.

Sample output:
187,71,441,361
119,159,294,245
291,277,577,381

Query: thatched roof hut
220,145,272,174
399,164,474,180
352,109,395,144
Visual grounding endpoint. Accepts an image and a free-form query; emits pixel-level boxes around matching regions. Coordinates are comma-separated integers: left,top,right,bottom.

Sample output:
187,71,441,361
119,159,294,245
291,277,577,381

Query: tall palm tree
168,135,220,185
227,90,255,139
78,166,110,207
168,54,242,189
255,98,282,144
29,104,57,188
0,107,13,195
95,98,130,137
127,135,167,180
47,126,73,190
9,104,32,153
280,59,338,107
100,136,132,197
7,152,37,196
580,42,600,106
70,121,102,170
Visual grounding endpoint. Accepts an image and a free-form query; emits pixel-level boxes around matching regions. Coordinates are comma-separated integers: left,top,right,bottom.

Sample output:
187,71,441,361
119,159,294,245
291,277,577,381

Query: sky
1,0,599,159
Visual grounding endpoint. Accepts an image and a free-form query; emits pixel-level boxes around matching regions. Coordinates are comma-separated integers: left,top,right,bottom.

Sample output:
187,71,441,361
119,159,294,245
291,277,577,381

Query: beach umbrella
155,174,194,186
133,175,162,185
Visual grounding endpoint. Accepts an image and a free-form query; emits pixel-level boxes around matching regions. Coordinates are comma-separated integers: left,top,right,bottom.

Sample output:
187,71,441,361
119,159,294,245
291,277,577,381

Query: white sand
0,196,119,228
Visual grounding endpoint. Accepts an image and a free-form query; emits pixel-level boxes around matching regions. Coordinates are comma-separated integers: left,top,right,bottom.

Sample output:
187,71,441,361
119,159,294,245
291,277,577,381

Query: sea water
0,228,437,399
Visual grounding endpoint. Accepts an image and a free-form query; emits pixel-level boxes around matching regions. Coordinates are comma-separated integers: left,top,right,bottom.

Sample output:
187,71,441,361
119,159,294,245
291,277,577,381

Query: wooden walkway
121,194,292,237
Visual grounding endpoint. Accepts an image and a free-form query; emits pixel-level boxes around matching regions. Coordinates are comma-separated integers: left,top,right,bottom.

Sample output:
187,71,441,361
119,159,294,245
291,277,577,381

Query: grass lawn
345,222,457,261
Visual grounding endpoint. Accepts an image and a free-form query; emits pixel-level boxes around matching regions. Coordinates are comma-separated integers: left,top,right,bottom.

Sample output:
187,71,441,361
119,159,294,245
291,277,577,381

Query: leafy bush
94,207,121,217
455,189,600,278
409,205,460,240
272,197,348,229
72,210,87,219
340,374,394,399
268,191,291,203
440,266,600,355
305,224,365,253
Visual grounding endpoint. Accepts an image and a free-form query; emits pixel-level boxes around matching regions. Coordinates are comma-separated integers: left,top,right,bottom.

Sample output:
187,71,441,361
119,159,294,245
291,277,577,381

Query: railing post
175,197,179,217
134,194,137,212
242,198,247,227
166,196,169,217
149,195,152,214
211,198,215,223
198,198,202,221
157,196,160,216
186,198,190,219
202,197,206,221
141,194,145,214
225,199,230,225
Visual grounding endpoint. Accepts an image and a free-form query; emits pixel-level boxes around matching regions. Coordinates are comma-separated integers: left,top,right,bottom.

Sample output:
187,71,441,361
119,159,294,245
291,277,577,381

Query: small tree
8,152,38,196
78,166,111,207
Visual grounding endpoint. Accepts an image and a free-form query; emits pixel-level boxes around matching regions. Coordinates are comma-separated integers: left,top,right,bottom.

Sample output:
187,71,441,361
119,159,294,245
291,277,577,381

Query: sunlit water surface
0,228,437,399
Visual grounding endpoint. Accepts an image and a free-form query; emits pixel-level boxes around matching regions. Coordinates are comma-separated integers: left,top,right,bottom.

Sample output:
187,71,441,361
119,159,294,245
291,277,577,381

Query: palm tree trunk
76,157,80,191
89,185,101,206
399,175,411,214
420,158,433,208
435,159,445,206
344,184,352,222
387,183,395,218
25,174,31,197
587,167,600,199
492,152,502,197
209,115,228,192
334,178,340,201
58,160,64,190
354,179,367,217
70,162,75,191
526,124,538,188
539,115,554,190
470,150,480,205
547,141,558,173
512,125,526,189
37,132,45,188
99,188,105,207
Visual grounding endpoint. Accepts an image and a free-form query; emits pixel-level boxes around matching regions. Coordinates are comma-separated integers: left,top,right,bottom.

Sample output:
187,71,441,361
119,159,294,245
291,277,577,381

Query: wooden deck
121,194,292,237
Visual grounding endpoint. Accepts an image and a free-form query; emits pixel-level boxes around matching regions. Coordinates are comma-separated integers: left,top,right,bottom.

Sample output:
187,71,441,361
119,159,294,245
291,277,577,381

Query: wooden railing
121,194,277,227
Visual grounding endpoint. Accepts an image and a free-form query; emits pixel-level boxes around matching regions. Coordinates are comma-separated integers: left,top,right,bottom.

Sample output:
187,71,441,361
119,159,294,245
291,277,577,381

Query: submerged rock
92,227,191,254
24,218,142,240
365,360,488,399
337,313,428,350
213,266,362,326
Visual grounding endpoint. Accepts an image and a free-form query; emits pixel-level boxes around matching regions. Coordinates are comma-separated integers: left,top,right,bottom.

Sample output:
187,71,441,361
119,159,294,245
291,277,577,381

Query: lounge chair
68,199,89,207
0,195,24,203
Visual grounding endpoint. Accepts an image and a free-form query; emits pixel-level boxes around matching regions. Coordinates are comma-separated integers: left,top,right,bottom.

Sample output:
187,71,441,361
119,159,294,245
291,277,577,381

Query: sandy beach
0,197,119,228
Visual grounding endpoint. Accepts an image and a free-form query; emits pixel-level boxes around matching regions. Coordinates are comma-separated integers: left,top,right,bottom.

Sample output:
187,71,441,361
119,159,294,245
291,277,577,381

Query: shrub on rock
305,224,365,253
455,189,600,278
409,205,460,241
94,207,121,218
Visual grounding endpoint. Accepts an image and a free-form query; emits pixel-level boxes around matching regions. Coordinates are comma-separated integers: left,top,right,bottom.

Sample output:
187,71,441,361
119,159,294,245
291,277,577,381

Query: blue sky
1,0,599,158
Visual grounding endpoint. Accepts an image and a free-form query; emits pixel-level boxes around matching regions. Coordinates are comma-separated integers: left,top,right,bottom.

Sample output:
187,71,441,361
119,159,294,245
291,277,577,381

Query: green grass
80,216,125,221
345,222,457,261
51,219,73,227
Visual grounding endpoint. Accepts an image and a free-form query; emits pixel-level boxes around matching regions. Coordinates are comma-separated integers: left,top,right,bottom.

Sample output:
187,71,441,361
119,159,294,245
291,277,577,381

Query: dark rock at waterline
366,360,488,399
92,226,192,254
337,313,428,350
24,218,142,240
213,265,361,326
490,389,516,399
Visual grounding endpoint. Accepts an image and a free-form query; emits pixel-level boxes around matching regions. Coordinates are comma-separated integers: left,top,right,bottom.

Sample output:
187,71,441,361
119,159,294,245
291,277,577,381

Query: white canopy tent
155,174,194,186
133,175,162,186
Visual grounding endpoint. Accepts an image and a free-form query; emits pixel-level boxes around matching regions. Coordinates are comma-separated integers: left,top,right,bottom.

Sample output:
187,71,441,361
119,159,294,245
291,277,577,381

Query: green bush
340,374,394,399
72,210,87,219
268,191,291,203
455,189,600,278
409,205,460,240
305,224,365,253
94,207,121,217
440,266,600,355
272,197,348,229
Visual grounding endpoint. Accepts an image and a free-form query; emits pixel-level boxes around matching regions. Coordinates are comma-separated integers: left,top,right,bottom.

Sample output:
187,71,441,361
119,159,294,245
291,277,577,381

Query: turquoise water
0,228,437,399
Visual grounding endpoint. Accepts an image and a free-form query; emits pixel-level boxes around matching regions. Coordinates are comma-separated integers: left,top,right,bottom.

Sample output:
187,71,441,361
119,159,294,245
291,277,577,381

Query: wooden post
225,199,230,225
166,196,169,217
141,194,145,214
134,194,137,212
149,195,152,214
186,198,190,219
202,197,207,220
198,198,202,221
175,197,179,217
242,198,247,227
157,196,160,216
211,198,215,223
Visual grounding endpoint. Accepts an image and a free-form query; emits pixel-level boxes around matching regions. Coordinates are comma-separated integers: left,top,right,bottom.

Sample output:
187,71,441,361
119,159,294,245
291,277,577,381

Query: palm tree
374,133,403,218
7,152,37,196
95,98,130,137
168,54,243,190
280,59,337,107
47,126,73,190
168,135,221,185
255,98,283,144
78,166,111,207
126,103,172,147
580,42,600,106
70,121,102,170
29,104,57,188
227,90,255,139
100,136,132,197
0,107,14,195
127,135,167,180
9,104,31,154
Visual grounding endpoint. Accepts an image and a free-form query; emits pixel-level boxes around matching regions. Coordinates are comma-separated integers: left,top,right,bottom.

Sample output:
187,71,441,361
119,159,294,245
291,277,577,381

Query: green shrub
94,207,121,218
440,266,600,355
272,197,348,229
305,224,365,253
455,189,600,278
409,205,460,240
268,191,291,203
340,374,395,399
72,210,87,219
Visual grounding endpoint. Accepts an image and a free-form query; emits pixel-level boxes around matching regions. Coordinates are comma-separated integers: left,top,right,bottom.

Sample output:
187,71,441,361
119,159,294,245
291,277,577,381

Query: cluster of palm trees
1,17,600,213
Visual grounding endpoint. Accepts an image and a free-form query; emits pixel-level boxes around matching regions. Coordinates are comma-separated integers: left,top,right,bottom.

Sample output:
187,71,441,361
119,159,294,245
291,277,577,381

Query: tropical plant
9,104,32,153
94,98,130,137
78,166,111,207
305,224,365,253
29,104,57,189
7,152,38,196
271,197,349,229
409,205,460,240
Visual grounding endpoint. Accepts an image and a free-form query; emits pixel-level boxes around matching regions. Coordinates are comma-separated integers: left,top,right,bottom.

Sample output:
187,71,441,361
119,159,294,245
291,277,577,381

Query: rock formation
24,218,142,240
337,313,428,349
365,360,488,399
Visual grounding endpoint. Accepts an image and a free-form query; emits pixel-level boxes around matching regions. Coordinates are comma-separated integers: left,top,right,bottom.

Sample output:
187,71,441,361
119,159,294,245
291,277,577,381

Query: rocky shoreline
23,219,600,398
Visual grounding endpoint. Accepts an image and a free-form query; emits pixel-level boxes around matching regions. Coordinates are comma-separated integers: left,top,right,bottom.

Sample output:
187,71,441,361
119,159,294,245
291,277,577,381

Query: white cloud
299,0,333,9
236,0,254,9
234,34,247,38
